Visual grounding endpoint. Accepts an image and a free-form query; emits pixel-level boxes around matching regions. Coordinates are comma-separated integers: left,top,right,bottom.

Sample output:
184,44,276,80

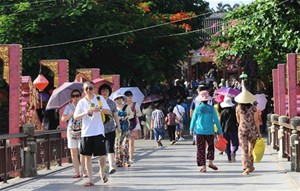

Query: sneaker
178,137,185,141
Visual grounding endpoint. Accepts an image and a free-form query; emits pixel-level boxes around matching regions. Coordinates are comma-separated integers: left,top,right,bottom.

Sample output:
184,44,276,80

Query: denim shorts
153,128,165,141
176,122,184,131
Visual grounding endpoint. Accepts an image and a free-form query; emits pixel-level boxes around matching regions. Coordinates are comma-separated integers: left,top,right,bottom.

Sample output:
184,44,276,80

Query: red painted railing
0,129,70,183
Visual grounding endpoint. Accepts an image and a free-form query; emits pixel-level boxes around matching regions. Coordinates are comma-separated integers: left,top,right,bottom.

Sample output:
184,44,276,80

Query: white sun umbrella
255,93,267,111
109,87,144,106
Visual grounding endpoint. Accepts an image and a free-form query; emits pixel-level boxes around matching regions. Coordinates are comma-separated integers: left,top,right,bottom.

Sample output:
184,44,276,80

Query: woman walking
99,84,121,174
220,96,239,162
61,89,87,178
142,103,153,140
124,90,142,163
114,93,134,167
234,90,262,175
190,90,223,173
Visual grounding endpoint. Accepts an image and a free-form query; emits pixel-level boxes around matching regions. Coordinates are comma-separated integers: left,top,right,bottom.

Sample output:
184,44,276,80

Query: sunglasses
72,94,80,98
85,86,94,91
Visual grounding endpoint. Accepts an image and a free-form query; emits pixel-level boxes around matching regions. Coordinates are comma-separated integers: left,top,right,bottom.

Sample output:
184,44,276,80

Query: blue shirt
190,103,222,135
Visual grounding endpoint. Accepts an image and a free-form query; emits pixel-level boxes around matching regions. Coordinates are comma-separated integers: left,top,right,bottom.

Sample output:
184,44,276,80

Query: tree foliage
0,0,209,87
206,0,300,90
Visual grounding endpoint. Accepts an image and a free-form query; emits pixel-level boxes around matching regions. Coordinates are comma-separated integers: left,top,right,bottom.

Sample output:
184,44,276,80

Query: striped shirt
151,109,165,129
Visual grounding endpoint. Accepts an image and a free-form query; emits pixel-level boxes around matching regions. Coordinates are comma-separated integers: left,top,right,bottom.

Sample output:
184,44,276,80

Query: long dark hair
216,103,222,113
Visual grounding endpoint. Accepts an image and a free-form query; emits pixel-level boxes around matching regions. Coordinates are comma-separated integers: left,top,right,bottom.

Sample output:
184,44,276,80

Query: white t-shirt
74,94,110,137
173,104,185,120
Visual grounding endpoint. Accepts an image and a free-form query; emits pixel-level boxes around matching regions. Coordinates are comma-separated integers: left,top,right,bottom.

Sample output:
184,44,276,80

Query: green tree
0,0,209,87
207,0,300,93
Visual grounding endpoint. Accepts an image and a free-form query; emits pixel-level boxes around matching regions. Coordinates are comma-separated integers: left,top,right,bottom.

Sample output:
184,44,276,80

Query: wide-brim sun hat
199,90,211,102
220,96,235,108
234,90,256,104
113,93,126,101
215,94,225,103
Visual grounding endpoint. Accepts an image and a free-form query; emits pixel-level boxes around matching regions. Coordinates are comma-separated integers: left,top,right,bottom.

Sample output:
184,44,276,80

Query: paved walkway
1,137,299,191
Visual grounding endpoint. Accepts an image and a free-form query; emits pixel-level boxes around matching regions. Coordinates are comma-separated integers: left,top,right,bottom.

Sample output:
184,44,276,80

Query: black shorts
80,134,106,156
105,131,116,153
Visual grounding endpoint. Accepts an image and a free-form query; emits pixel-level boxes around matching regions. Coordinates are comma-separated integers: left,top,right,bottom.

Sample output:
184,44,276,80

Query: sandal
208,164,218,170
82,173,88,178
72,174,80,178
109,168,116,174
243,169,250,175
102,175,108,183
83,182,95,187
200,168,207,173
249,167,255,172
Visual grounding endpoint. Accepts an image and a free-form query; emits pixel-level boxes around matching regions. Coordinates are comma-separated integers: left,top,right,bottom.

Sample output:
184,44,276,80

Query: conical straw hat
234,89,256,104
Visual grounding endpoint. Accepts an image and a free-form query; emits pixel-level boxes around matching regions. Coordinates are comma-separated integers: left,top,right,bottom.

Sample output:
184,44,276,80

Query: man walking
74,81,111,186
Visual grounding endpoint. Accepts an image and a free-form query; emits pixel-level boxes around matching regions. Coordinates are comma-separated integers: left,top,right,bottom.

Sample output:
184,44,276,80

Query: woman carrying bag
235,89,262,175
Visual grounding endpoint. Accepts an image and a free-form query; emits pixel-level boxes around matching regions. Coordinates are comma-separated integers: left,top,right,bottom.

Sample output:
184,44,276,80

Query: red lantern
33,74,49,92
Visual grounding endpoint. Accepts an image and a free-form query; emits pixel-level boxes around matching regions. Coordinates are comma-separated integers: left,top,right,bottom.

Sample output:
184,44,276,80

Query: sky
207,0,254,9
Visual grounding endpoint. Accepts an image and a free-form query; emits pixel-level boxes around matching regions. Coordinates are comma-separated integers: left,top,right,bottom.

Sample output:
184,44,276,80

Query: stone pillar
272,69,279,114
21,124,37,177
277,64,286,116
290,117,300,171
270,114,279,148
267,113,272,145
287,54,298,118
278,115,289,158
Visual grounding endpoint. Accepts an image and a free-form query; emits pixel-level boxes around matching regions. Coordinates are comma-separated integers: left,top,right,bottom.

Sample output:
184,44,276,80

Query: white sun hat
220,96,235,108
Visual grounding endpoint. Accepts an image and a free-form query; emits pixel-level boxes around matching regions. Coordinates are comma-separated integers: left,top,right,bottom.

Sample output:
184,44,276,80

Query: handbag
69,119,82,139
128,117,137,130
214,137,228,152
121,104,137,131
253,138,265,163
139,114,146,122
97,95,111,124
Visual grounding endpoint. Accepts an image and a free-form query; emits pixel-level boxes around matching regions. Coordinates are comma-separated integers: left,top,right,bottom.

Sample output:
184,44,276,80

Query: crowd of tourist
61,74,267,186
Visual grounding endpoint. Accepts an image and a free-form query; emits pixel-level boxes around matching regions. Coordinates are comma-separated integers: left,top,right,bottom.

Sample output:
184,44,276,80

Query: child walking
165,106,177,145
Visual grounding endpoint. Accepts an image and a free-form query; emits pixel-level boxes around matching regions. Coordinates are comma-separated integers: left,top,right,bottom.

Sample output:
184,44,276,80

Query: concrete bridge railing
267,114,300,172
